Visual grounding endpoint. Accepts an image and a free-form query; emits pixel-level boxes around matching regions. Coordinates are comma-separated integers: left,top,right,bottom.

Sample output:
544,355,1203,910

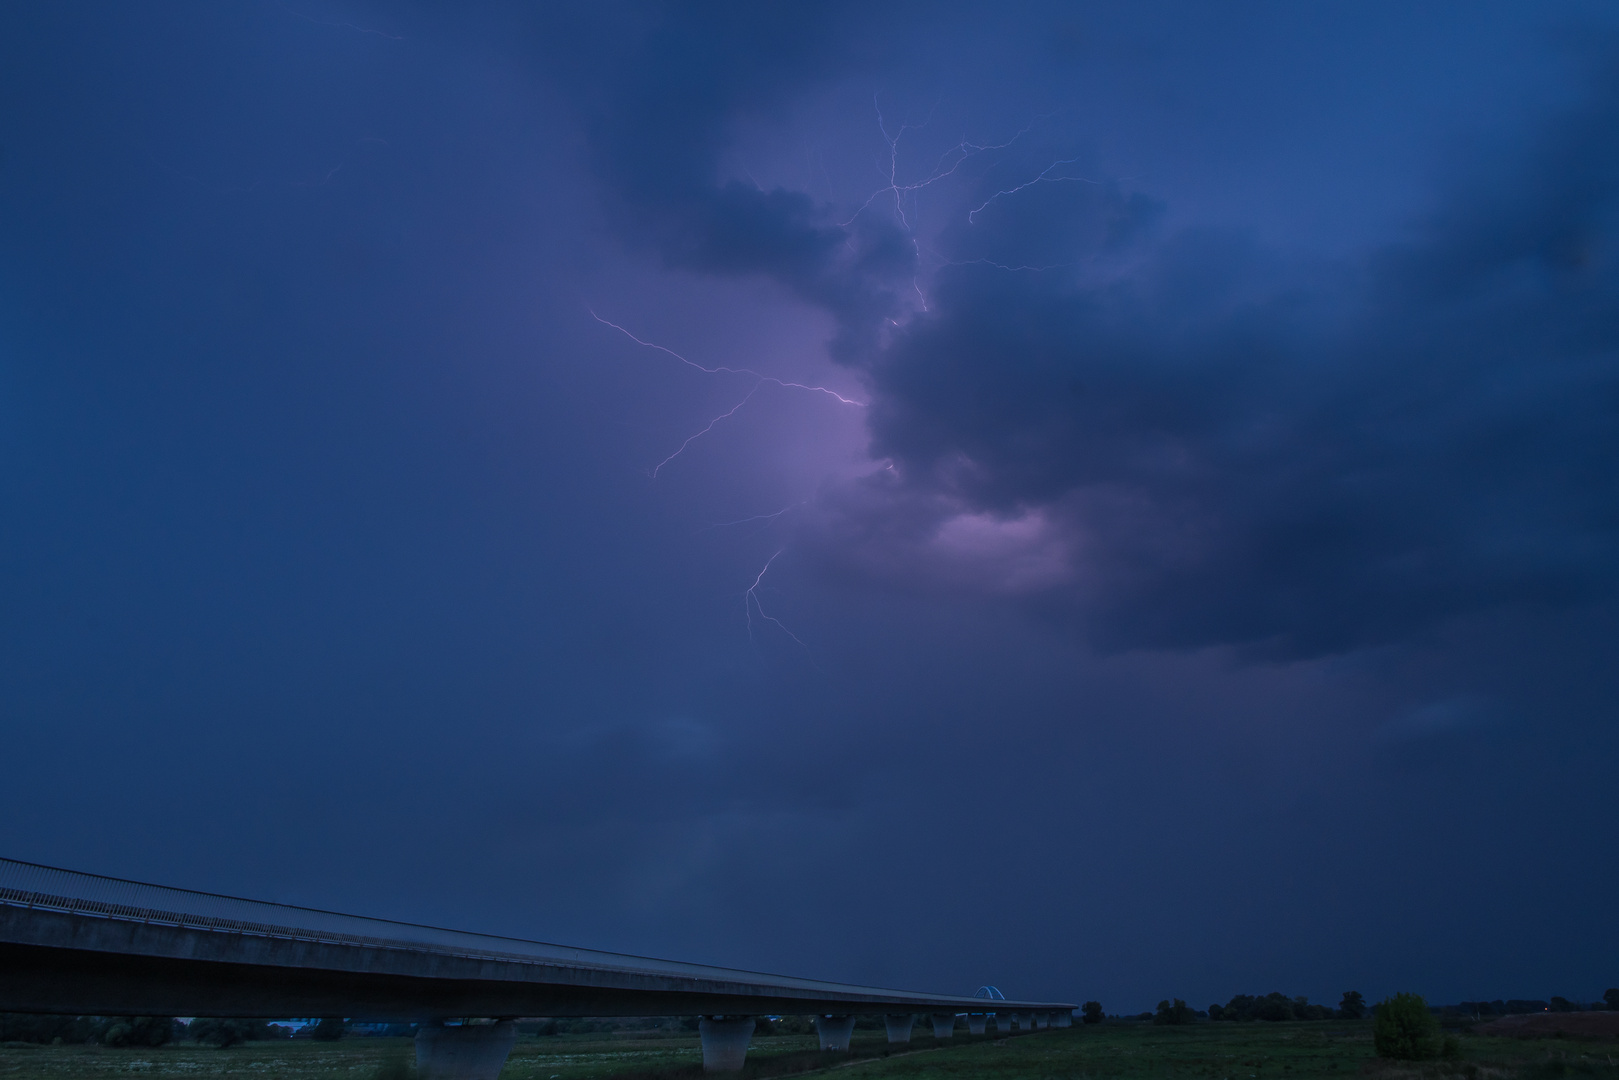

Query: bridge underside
0,907,1067,1022
4,939,1042,1020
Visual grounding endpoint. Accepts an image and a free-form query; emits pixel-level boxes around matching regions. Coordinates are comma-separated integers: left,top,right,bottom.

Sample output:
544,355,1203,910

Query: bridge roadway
0,858,1075,1076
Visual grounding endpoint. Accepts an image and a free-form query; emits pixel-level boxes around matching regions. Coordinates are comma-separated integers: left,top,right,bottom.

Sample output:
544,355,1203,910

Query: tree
1215,993,1325,1022
311,1018,347,1041
1154,999,1195,1026
1339,991,1366,1020
1606,989,1619,1011
1549,997,1576,1013
1374,993,1440,1061
1081,1002,1104,1025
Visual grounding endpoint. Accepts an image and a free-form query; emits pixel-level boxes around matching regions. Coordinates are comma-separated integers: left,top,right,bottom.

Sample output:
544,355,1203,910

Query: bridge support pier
1036,1012,1050,1029
414,1021,517,1080
814,1015,857,1050
698,1017,755,1072
1054,1011,1072,1028
931,1013,956,1038
884,1014,913,1043
994,1012,1015,1033
967,1014,987,1035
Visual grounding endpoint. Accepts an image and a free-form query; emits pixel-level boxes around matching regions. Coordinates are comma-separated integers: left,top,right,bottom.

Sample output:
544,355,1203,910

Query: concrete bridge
0,858,1075,1077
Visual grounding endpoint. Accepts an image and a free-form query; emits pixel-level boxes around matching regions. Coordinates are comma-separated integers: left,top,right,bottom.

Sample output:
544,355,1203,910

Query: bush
1081,1002,1104,1025
1374,993,1441,1060
1339,991,1366,1020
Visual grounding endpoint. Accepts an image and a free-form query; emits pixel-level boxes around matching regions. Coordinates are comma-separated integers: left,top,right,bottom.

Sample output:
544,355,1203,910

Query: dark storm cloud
565,10,1619,656
544,0,918,358
843,67,1619,656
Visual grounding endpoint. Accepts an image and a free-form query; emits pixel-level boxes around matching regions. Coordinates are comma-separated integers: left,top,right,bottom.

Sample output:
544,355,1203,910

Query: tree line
1077,988,1619,1027
0,1015,348,1047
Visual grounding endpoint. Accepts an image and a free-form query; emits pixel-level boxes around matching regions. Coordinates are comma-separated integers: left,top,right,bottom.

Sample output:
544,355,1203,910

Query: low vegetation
1373,992,1458,1061
4,1012,1619,1080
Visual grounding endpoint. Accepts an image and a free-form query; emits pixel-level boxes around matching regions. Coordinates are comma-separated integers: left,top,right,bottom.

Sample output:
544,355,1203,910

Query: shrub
1339,991,1366,1020
1081,1002,1104,1025
1374,993,1441,1060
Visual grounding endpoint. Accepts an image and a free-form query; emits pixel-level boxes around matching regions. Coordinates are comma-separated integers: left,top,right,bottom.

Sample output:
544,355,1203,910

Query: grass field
3,1022,1617,1080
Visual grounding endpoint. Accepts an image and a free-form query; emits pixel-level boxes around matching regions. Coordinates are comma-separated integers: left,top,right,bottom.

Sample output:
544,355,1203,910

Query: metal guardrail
0,858,1038,1008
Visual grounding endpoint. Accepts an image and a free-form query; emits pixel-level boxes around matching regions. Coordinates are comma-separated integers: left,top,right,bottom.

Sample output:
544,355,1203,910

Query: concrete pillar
1020,1012,1034,1031
1036,1012,1050,1029
415,1021,517,1080
884,1014,913,1043
966,1014,988,1035
1054,1011,1072,1028
698,1017,755,1073
814,1015,857,1051
930,1013,956,1038
994,1012,1015,1033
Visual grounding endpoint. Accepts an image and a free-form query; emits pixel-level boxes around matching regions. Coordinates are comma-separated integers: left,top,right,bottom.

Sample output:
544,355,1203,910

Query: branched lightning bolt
745,550,814,661
696,504,799,534
840,103,1071,313
968,158,1098,222
590,310,864,478
840,101,1040,230
591,103,1096,666
651,382,760,478
590,312,864,405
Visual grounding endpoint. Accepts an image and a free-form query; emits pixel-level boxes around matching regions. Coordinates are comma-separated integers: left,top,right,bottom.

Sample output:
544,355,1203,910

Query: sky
1,2,1617,1014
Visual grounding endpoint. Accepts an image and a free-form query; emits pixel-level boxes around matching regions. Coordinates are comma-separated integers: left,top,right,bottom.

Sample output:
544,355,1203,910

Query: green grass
2,1022,1617,1080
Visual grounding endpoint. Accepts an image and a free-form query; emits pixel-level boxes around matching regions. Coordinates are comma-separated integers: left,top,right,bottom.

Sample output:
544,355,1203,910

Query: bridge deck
0,858,1073,1021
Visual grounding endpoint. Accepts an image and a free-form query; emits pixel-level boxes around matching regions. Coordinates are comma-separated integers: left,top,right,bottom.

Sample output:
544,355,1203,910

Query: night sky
3,2,1617,1014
